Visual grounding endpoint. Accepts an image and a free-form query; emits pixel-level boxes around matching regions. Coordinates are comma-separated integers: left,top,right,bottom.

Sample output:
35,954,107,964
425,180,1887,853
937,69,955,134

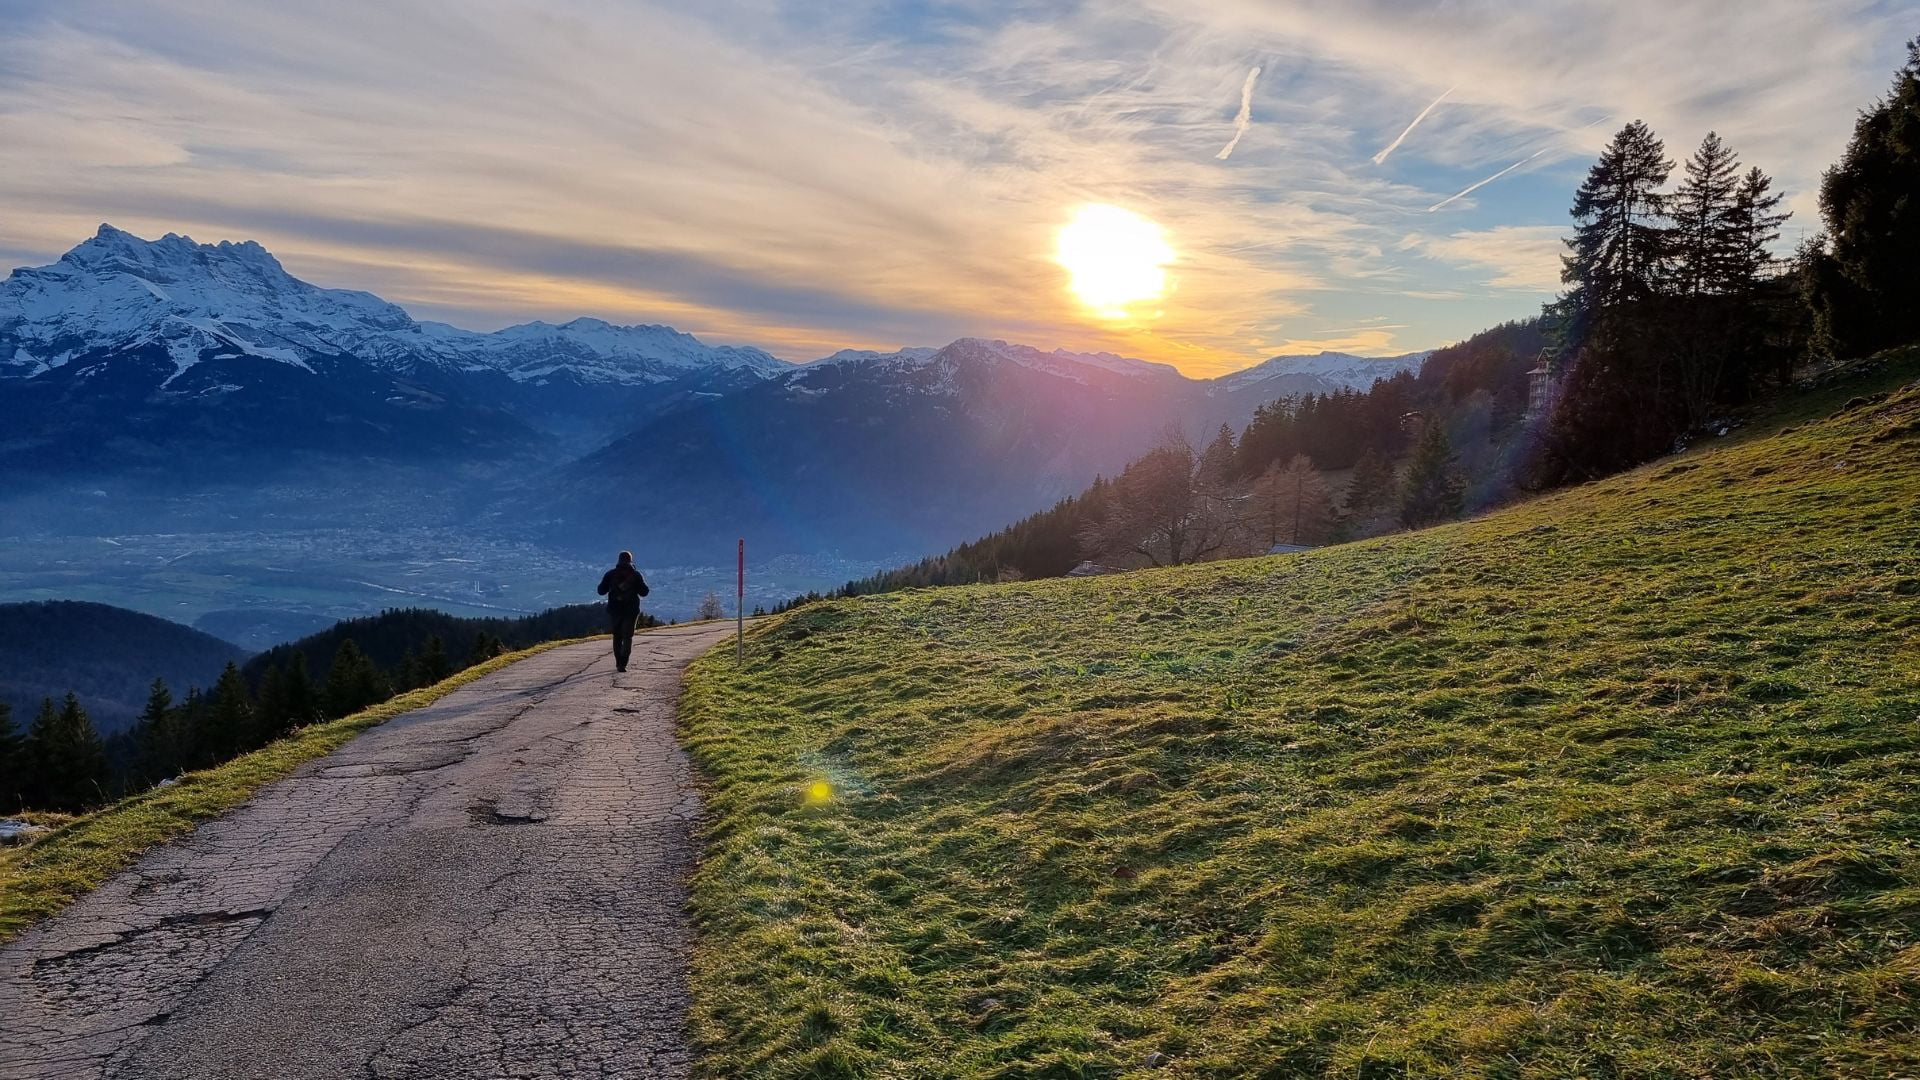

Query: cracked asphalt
0,625,734,1079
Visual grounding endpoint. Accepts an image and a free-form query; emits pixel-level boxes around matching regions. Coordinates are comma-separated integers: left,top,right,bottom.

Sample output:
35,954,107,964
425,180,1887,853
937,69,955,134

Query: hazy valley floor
0,626,729,1079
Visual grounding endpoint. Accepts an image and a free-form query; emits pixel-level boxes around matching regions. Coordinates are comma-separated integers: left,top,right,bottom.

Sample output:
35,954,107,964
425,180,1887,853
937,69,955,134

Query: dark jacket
597,564,650,614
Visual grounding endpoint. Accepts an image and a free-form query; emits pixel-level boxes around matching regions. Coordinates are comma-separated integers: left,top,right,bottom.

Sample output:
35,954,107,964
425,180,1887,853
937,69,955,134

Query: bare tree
696,591,725,621
1249,454,1333,548
1079,430,1235,567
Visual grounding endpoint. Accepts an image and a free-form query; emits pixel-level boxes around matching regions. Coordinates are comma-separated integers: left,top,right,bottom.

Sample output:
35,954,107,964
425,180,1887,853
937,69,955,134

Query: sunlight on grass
680,348,1920,1077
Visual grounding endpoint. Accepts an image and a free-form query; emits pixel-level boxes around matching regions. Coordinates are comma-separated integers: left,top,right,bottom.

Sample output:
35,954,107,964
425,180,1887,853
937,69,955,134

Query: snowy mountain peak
2,226,791,388
1216,349,1431,392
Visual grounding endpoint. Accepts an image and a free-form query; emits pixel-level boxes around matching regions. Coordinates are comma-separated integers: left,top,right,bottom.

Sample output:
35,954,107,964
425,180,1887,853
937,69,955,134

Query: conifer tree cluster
1534,119,1797,484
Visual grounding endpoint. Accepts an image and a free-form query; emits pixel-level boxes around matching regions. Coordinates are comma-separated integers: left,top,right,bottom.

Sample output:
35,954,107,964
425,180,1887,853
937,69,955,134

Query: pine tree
1729,166,1790,293
1671,132,1742,298
1399,422,1466,528
27,694,108,812
131,678,181,787
1558,120,1674,335
254,664,292,743
325,639,390,718
1344,447,1395,520
175,687,211,768
206,663,255,761
1814,39,1920,358
467,632,503,668
282,652,320,729
422,635,452,685
1198,423,1239,487
0,702,21,813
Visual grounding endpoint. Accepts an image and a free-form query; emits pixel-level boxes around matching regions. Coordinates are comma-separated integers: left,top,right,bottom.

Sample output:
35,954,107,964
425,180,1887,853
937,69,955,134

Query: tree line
789,41,1919,603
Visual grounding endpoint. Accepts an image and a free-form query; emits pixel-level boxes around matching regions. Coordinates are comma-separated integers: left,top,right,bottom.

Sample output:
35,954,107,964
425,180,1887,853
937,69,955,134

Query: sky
0,1,1911,376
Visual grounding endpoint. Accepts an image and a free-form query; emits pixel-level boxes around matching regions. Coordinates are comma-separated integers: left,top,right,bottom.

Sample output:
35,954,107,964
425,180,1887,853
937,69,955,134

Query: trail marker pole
736,538,745,666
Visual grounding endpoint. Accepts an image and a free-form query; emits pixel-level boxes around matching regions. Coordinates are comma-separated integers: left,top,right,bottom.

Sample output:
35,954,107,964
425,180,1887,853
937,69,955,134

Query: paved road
0,626,732,1079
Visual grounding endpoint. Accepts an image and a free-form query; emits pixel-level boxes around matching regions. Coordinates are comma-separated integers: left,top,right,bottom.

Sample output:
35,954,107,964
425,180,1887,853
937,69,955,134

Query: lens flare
805,781,833,804
1054,203,1175,320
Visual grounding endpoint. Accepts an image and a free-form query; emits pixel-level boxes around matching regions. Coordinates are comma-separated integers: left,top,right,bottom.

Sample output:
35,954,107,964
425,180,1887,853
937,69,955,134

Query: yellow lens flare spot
1054,203,1175,321
805,781,833,804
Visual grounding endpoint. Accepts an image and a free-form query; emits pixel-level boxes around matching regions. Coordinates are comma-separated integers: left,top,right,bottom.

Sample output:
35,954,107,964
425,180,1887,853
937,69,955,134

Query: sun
1054,203,1174,320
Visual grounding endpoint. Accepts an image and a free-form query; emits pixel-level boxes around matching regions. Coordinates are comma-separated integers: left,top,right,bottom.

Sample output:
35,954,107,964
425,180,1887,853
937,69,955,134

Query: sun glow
1054,203,1174,320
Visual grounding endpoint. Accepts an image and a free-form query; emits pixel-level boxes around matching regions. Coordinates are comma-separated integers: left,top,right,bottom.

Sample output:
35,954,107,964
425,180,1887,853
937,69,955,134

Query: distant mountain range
1,225,1430,558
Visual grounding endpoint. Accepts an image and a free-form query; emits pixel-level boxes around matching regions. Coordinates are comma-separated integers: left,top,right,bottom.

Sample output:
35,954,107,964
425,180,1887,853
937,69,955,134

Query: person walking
596,551,650,672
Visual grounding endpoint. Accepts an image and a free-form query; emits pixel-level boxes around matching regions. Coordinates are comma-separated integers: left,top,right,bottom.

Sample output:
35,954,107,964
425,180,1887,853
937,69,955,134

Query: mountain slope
0,602,248,734
679,348,1920,1076
537,338,1248,560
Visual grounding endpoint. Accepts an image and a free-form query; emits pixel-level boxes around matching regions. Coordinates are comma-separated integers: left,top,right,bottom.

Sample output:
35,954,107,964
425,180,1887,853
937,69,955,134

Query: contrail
1426,147,1549,212
1372,84,1456,165
1215,66,1263,160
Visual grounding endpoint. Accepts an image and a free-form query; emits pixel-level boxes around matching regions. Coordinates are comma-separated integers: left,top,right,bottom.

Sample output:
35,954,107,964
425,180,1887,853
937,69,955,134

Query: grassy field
0,636,593,941
680,350,1920,1078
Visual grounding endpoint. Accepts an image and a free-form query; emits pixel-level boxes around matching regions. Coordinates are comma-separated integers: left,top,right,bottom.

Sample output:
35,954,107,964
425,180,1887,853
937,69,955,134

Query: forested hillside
0,602,246,734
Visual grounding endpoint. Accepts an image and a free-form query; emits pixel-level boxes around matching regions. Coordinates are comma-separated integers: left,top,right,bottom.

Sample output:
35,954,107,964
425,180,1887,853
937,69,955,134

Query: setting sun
1054,203,1175,320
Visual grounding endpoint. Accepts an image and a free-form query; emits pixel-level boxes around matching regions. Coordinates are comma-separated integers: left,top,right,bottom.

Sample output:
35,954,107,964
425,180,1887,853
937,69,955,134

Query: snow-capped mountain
0,225,790,389
0,226,805,476
1215,349,1431,394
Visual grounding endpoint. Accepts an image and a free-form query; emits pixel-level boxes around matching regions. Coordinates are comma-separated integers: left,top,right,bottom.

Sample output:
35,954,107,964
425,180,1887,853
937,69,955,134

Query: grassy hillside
0,601,247,733
679,349,1920,1078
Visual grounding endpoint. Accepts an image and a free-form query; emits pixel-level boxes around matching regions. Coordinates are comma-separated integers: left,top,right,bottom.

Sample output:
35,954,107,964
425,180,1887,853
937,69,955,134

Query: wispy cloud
1372,84,1455,165
1215,65,1263,160
1417,225,1566,290
0,0,1906,375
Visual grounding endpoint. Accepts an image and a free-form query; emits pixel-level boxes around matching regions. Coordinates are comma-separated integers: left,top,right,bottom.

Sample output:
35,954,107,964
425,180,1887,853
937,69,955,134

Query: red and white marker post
736,538,745,665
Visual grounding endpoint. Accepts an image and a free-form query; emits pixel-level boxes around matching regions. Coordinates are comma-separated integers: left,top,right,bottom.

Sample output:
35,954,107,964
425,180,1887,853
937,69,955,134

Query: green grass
680,350,1920,1078
0,636,595,942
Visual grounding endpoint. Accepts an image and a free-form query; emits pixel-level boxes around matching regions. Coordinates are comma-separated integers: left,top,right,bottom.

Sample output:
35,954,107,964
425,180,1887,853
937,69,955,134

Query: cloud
1215,65,1263,160
1417,225,1567,291
0,0,1906,374
1262,327,1406,355
1372,84,1454,165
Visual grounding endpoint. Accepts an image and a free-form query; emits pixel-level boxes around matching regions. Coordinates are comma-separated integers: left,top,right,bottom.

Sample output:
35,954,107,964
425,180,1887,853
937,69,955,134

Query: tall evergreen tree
131,678,181,787
0,702,21,813
254,663,292,742
1558,120,1674,336
325,639,390,718
1813,39,1920,358
1671,132,1742,298
1729,166,1790,293
205,663,255,761
421,635,452,685
27,693,108,812
1344,447,1396,521
1198,423,1239,486
282,652,320,730
1399,422,1466,528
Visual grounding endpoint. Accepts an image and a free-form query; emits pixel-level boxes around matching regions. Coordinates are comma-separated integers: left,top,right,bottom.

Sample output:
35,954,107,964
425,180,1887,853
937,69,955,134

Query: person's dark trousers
611,609,639,671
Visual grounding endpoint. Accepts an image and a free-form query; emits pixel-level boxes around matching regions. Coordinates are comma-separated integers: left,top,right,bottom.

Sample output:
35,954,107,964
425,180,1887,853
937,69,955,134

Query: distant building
1526,350,1560,421
1065,561,1124,577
